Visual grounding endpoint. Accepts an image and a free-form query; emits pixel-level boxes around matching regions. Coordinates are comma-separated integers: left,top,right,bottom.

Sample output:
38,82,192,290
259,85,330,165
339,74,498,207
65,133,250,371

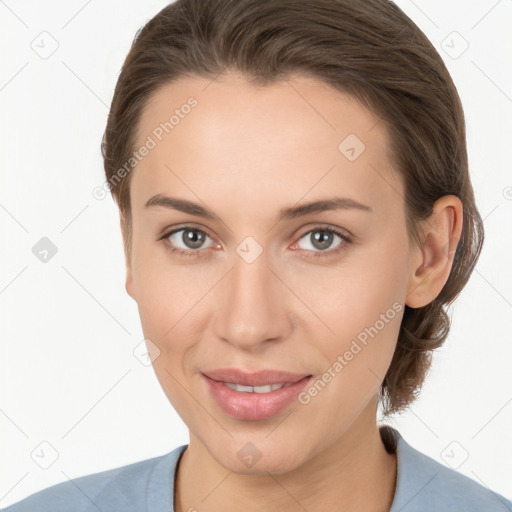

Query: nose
213,249,292,351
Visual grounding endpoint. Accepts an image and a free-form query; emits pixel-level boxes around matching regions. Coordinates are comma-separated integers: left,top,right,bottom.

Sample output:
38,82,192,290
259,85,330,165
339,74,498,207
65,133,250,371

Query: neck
174,397,397,512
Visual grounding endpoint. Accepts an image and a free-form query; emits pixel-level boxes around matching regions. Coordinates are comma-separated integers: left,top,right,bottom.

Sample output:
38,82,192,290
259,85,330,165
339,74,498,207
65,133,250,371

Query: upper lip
202,368,312,387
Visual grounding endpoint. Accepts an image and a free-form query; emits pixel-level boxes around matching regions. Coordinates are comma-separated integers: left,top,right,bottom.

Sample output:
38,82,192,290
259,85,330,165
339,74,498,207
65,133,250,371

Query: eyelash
157,225,352,259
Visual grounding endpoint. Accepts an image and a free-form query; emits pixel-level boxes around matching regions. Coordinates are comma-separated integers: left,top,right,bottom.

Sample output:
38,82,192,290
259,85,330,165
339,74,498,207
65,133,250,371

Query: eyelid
295,223,353,242
157,221,213,239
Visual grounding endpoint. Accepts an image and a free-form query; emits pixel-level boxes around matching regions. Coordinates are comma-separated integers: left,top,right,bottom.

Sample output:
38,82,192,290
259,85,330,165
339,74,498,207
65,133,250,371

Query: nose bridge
213,246,288,349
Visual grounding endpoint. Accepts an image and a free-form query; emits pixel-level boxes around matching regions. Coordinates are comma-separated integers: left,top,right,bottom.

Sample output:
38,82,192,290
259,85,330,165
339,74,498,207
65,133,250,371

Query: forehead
131,72,402,218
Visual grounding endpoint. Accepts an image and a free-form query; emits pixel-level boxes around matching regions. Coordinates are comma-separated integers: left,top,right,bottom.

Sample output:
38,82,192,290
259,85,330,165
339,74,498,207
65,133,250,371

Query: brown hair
101,0,484,416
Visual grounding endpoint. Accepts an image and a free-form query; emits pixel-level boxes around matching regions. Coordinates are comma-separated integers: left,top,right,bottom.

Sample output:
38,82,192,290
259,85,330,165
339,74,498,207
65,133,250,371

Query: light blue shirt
2,426,511,511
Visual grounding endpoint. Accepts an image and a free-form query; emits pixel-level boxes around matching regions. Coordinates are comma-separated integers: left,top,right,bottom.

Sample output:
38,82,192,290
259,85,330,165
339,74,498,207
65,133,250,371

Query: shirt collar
145,425,441,512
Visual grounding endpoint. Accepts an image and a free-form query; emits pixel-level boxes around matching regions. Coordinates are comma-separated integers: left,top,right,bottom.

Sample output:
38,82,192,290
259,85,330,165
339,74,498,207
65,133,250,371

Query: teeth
223,382,286,393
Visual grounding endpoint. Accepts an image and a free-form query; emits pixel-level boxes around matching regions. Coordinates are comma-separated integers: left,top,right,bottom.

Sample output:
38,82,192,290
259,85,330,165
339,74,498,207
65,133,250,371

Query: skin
123,71,463,512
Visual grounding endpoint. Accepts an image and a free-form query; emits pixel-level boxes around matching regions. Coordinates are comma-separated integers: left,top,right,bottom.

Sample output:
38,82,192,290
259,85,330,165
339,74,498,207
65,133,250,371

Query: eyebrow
144,194,373,222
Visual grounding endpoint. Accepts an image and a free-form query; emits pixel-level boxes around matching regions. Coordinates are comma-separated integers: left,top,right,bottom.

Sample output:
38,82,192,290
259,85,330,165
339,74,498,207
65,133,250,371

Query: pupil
313,231,332,250
184,229,204,249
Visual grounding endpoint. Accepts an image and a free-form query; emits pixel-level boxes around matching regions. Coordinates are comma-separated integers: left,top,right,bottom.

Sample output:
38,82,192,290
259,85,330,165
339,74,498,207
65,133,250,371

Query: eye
158,224,352,259
158,226,217,257
292,226,351,258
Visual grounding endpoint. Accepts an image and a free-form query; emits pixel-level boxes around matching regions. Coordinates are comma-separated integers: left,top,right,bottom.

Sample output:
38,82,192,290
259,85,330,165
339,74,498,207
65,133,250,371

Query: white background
1,0,511,507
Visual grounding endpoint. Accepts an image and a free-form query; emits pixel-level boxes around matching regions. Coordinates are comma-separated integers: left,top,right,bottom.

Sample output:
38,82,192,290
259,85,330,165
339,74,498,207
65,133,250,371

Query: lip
202,368,311,387
202,371,313,421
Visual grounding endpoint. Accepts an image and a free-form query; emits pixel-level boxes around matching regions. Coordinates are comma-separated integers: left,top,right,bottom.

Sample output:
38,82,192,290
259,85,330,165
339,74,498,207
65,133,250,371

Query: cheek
294,264,405,427
297,237,408,379
302,273,403,376
132,261,205,406
135,273,208,351
131,237,210,333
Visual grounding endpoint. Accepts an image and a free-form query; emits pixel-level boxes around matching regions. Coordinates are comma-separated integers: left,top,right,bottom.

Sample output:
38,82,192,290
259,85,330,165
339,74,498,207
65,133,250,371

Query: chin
209,436,307,476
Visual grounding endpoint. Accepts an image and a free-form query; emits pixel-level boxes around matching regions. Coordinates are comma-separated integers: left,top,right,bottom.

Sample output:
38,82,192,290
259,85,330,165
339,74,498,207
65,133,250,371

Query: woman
4,0,511,510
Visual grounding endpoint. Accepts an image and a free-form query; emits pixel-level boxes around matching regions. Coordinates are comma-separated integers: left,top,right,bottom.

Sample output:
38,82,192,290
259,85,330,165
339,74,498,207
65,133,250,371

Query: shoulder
1,445,187,512
382,426,512,512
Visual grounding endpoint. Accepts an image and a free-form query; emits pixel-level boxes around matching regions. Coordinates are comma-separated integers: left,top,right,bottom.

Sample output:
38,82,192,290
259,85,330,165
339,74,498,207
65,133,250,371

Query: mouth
201,368,312,388
202,371,313,421
219,381,295,393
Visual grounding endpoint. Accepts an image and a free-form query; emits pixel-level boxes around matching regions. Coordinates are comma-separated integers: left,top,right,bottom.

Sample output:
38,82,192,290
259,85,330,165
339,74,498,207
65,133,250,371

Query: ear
120,214,135,300
405,195,463,309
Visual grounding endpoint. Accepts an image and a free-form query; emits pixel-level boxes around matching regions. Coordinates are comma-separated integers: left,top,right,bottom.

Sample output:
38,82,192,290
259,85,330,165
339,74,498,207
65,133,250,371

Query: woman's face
125,72,419,474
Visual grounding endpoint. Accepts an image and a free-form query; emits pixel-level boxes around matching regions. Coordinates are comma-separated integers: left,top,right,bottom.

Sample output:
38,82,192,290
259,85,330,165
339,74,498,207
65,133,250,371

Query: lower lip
202,374,313,421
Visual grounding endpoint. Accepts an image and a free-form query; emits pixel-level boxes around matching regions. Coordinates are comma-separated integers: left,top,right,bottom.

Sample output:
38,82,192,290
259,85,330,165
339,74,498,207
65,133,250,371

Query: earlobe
120,214,135,300
125,264,134,300
405,195,463,309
